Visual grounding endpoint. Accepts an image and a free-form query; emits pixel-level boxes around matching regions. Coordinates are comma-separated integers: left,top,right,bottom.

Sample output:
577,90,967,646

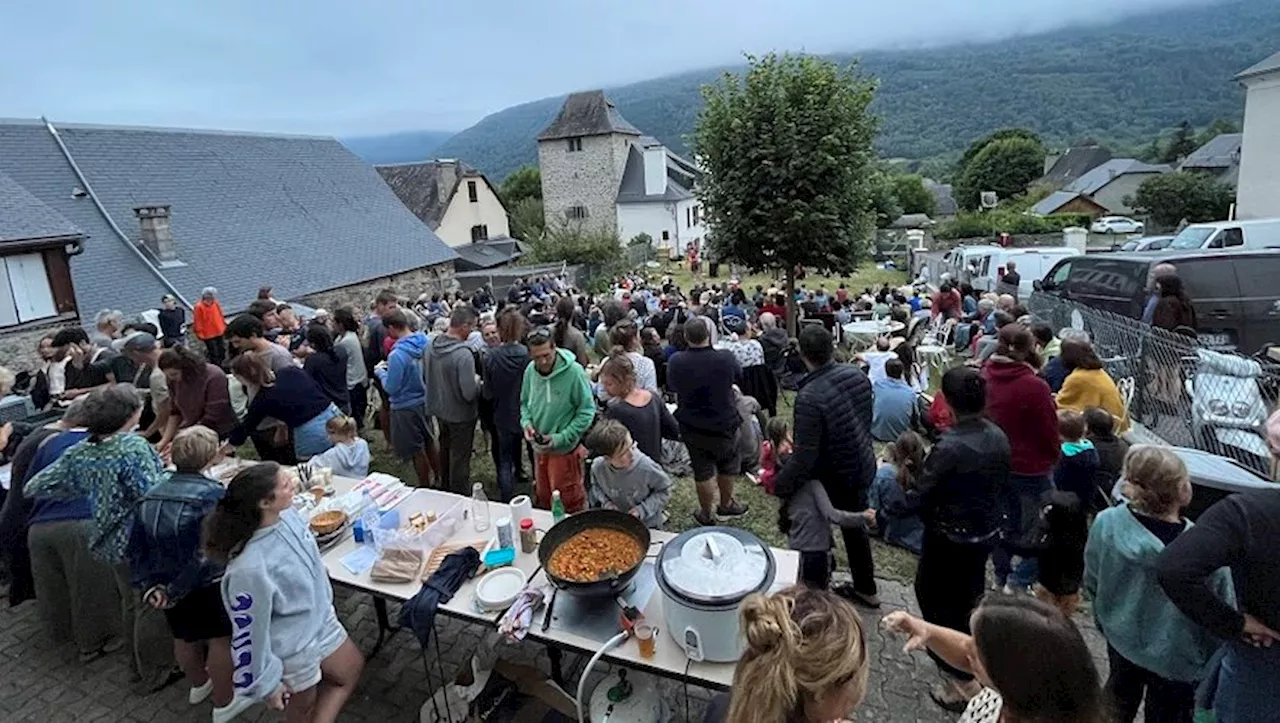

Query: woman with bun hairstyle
702,586,870,723
203,462,363,723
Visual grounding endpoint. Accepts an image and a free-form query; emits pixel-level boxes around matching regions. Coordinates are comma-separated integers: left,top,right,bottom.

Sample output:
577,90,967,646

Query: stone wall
0,317,78,373
297,261,457,312
538,133,629,236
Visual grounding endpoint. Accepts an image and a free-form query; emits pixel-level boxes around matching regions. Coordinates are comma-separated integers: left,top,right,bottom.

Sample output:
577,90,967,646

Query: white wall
617,202,677,249
1238,75,1280,220
675,198,706,250
434,176,512,247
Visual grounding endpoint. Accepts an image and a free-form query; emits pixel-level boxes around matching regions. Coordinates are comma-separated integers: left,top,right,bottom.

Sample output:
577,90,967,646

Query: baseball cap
122,332,158,354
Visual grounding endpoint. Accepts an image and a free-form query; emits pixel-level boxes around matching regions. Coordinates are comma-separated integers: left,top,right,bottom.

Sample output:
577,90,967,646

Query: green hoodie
519,348,596,453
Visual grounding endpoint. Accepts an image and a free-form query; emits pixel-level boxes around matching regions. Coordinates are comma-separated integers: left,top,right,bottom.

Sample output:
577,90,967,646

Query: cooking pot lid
658,527,770,603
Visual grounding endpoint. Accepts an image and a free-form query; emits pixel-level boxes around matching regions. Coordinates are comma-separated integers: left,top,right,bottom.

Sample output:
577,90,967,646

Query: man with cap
123,332,171,440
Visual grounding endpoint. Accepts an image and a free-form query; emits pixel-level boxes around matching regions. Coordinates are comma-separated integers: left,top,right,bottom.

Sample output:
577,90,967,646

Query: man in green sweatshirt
519,327,596,512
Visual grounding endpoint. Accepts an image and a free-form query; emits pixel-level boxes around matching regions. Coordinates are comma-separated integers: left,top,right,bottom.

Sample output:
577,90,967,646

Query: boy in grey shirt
585,420,673,529
783,479,876,590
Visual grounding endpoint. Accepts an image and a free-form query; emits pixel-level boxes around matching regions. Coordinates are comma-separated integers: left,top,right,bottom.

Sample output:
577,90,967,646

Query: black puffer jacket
772,362,876,509
908,416,1010,542
482,343,530,434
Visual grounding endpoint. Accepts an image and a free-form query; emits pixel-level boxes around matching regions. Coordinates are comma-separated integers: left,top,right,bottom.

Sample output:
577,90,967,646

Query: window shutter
6,253,56,322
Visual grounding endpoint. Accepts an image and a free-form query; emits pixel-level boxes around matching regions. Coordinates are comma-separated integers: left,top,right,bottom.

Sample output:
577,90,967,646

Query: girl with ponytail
553,295,590,367
868,431,926,554
204,463,363,722
704,586,870,723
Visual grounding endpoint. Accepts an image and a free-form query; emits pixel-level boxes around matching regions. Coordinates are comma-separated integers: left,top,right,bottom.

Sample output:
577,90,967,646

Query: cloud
0,0,1218,135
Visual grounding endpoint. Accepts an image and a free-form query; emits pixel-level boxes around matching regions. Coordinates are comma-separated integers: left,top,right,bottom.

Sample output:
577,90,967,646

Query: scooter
1186,348,1273,477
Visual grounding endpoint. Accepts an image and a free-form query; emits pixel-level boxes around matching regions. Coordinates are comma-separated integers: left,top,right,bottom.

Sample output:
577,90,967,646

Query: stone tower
537,90,641,236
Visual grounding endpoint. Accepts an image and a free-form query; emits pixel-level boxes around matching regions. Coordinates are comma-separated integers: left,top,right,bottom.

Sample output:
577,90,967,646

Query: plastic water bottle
472,482,491,532
360,491,379,545
551,490,566,524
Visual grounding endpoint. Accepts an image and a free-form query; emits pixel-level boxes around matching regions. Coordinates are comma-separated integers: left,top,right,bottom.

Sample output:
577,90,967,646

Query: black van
1036,249,1280,353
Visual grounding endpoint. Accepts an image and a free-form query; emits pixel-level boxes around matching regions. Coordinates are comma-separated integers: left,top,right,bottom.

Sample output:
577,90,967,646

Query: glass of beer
635,623,656,659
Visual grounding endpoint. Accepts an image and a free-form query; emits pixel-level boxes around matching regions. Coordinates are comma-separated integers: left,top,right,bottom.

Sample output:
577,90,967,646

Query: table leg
548,646,565,687
370,596,398,657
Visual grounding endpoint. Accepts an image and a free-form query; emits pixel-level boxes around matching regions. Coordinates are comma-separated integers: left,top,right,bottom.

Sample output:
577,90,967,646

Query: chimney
643,143,667,196
133,204,178,262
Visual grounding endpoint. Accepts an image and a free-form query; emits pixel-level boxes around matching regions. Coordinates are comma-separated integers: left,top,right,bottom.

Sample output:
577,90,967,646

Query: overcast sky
0,0,1214,136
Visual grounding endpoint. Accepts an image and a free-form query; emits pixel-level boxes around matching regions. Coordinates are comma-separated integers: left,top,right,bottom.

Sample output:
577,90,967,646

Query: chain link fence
1027,292,1280,478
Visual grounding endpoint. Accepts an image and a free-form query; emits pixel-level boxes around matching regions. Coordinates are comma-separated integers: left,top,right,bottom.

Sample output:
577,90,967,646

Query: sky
0,0,1215,137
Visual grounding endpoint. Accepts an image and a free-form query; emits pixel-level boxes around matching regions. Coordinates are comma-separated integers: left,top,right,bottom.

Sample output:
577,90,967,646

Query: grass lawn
645,259,909,300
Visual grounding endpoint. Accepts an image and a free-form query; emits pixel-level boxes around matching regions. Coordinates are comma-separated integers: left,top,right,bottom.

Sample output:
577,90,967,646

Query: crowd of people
0,262,1274,723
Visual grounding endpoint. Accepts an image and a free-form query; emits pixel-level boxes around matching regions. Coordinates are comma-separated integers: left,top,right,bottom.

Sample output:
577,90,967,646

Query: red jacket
981,359,1060,477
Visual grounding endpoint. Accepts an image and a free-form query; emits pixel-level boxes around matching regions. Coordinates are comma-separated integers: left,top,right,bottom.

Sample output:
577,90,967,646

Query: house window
661,230,670,241
693,205,701,226
470,224,489,242
467,181,478,203
566,206,589,221
0,252,65,328
567,137,583,152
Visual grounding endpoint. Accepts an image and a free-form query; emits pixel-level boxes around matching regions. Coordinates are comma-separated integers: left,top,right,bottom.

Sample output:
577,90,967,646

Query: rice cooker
655,526,776,662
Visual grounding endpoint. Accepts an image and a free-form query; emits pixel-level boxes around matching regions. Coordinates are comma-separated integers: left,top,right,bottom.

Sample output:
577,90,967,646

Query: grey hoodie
424,332,479,423
787,479,870,553
221,509,335,701
588,448,673,528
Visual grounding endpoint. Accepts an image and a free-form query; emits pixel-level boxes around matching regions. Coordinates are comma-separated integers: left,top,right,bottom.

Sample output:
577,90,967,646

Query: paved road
0,576,1109,723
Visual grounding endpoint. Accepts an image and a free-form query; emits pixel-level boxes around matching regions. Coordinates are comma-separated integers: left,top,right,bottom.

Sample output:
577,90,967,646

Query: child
1084,406,1129,506
1033,489,1088,618
585,419,673,529
867,432,926,554
732,386,765,477
1054,410,1102,513
307,414,371,479
129,426,235,712
780,475,876,590
760,417,792,495
1085,445,1232,723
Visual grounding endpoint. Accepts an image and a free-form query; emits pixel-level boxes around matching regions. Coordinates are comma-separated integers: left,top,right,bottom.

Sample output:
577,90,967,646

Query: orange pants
534,447,586,513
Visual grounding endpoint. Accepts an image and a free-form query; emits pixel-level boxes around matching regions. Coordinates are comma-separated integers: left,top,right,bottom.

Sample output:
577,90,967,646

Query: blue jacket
867,464,924,554
129,471,225,600
1085,505,1232,682
376,332,428,410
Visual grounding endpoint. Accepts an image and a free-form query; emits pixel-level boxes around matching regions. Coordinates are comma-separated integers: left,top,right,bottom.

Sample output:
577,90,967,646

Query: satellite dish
980,192,999,209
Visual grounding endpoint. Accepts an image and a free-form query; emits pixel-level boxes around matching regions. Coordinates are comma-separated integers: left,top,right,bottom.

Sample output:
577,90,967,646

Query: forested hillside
430,0,1275,180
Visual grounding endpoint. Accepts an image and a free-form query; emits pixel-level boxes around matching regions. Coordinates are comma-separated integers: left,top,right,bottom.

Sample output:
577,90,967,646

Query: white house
538,91,705,256
1236,51,1280,220
376,160,512,247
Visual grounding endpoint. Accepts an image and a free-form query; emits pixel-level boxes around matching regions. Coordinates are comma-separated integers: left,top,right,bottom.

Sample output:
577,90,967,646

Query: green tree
693,53,879,333
508,197,546,242
954,136,1045,210
957,128,1042,173
525,222,625,293
628,232,653,247
891,174,937,216
869,169,903,229
499,165,542,208
1127,172,1236,228
1161,121,1198,163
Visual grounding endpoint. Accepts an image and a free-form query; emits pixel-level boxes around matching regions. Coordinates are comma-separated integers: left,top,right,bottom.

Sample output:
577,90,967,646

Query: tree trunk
785,265,798,338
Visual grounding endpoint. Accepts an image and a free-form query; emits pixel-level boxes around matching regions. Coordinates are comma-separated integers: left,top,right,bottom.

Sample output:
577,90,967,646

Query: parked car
1115,235,1175,252
1091,216,1145,235
1167,218,1280,251
1036,249,1280,353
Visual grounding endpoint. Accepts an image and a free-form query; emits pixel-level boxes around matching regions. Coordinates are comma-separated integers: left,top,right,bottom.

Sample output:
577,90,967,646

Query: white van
968,247,1078,299
1167,219,1280,251
940,244,1001,285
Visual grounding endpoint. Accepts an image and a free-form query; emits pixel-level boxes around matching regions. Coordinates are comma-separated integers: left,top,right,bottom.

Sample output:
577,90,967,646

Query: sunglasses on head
526,326,553,344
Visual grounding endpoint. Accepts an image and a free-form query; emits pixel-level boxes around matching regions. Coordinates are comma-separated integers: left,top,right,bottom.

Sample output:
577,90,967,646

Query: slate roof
1031,191,1085,216
0,169,83,244
1237,51,1280,81
1179,133,1243,171
1041,144,1112,186
537,91,642,141
1064,159,1170,196
616,138,701,205
0,119,455,319
452,237,528,271
375,160,502,230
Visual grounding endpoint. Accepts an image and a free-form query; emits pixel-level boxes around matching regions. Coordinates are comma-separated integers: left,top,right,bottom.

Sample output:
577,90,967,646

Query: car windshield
1170,227,1216,249
1120,240,1141,251
1148,237,1173,250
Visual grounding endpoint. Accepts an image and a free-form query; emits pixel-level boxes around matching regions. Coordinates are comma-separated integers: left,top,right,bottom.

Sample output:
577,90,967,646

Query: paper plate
475,567,527,611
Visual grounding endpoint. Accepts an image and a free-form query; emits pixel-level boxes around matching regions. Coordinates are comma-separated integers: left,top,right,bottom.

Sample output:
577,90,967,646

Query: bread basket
309,510,348,537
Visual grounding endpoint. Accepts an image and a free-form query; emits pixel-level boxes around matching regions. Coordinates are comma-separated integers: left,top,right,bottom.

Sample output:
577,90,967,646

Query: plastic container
472,482,491,532
495,517,513,549
519,518,537,553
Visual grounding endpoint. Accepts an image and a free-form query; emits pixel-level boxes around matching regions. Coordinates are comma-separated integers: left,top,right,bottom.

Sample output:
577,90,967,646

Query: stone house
1236,51,1280,219
0,118,456,371
537,91,705,255
375,159,513,247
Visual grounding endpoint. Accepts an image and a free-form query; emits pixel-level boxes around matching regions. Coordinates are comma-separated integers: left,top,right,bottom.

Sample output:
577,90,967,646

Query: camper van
1167,218,1280,251
966,247,1078,298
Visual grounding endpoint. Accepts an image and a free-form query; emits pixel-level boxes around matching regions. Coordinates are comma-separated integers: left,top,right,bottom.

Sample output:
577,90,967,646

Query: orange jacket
192,299,227,340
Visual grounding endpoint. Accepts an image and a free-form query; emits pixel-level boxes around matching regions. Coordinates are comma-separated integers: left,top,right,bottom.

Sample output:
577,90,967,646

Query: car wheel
1105,228,1114,234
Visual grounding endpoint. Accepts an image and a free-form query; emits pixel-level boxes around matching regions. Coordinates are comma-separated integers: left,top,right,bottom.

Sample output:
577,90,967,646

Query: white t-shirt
861,350,897,385
959,688,1002,723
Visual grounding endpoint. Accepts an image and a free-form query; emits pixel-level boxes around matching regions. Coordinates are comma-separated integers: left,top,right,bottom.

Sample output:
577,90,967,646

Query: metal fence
453,262,583,293
1027,292,1279,478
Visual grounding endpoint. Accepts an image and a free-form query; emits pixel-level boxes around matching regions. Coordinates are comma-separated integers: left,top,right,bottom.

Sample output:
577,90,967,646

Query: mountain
341,130,455,165
432,0,1277,180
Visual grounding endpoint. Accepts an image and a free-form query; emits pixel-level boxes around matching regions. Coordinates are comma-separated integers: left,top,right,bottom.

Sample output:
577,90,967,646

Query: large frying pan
538,509,651,596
